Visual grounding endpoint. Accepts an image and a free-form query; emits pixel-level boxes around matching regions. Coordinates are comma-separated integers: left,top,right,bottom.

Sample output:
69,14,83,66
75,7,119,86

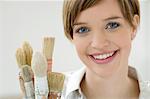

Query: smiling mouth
89,50,118,64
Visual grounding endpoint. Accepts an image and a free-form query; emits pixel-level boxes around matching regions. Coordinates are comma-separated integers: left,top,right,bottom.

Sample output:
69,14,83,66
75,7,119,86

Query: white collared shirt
61,66,150,99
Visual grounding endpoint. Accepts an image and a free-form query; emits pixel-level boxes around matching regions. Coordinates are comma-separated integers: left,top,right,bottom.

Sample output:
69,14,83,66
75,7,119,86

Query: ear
131,15,140,40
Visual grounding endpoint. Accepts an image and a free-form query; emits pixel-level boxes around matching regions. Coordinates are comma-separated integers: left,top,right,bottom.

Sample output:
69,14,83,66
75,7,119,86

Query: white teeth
93,51,115,60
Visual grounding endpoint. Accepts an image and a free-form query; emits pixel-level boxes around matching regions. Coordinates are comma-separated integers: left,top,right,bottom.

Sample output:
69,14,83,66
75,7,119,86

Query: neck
80,67,139,99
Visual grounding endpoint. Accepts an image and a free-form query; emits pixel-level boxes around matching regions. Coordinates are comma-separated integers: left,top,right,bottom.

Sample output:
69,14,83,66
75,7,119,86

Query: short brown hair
63,0,140,40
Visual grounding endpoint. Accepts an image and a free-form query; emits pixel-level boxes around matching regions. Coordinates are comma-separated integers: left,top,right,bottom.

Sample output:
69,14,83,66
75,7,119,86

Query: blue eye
105,22,120,30
76,27,89,33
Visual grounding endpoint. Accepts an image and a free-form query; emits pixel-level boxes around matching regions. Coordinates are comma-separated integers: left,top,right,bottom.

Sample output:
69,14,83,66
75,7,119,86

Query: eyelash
105,22,120,30
74,22,120,34
75,27,90,34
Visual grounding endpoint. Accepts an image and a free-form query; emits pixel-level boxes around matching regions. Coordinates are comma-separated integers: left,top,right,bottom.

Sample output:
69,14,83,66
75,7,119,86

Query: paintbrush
48,72,65,99
21,65,35,99
15,48,27,99
16,48,26,68
18,75,27,99
31,51,49,99
22,41,33,66
22,41,34,80
42,37,55,72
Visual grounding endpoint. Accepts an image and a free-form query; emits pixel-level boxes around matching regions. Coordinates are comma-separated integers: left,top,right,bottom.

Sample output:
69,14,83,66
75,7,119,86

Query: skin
72,0,139,98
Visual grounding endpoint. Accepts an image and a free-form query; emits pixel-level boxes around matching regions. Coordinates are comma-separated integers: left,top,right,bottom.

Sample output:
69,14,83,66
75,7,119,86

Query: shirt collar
66,67,86,97
65,66,150,98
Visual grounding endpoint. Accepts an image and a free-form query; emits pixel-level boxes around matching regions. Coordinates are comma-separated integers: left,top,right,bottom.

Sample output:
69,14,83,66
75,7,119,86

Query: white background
0,0,150,98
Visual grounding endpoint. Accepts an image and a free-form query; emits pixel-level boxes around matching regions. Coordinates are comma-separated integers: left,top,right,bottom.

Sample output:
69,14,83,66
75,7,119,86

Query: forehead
75,0,123,23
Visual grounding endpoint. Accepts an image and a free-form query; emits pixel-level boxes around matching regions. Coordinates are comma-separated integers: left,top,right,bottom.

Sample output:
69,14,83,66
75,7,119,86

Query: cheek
118,38,131,49
114,32,132,59
75,44,83,55
113,31,132,49
73,38,86,55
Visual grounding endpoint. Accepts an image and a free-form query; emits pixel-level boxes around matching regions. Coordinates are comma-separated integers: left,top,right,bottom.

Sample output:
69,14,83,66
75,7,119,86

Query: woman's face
72,0,137,77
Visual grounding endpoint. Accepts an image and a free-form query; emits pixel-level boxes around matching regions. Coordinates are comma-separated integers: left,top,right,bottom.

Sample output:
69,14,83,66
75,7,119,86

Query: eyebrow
73,16,123,26
103,16,123,21
73,22,87,26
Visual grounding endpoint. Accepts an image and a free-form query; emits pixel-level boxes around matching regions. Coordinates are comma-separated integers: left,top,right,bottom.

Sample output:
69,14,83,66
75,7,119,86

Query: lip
89,50,118,64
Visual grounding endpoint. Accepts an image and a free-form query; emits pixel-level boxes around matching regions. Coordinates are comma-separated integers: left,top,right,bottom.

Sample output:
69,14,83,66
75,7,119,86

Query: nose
91,32,110,50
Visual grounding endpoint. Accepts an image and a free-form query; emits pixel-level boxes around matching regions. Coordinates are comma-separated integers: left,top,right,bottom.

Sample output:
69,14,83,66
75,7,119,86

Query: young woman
61,0,150,99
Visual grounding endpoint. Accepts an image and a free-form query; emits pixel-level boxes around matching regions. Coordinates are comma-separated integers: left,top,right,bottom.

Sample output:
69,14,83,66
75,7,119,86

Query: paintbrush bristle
22,41,33,66
43,37,55,59
48,72,65,93
31,52,47,77
21,65,32,82
16,48,26,68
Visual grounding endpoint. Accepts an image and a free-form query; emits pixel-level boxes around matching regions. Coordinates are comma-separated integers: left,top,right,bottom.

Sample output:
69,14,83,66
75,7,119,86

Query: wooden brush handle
19,75,27,98
48,93,61,99
47,59,52,72
42,96,47,99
